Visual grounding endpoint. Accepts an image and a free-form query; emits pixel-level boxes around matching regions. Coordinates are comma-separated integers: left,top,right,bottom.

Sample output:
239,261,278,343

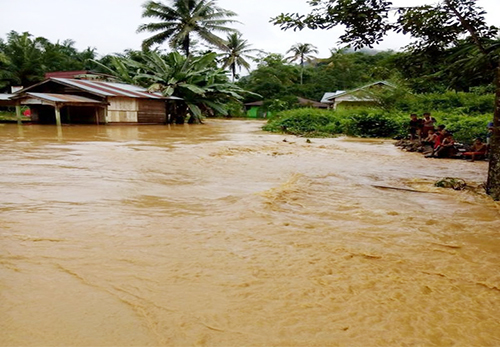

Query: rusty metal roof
24,93,106,104
52,78,167,99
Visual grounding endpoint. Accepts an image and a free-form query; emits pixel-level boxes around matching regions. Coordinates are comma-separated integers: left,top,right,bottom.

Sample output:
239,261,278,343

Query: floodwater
1,120,499,347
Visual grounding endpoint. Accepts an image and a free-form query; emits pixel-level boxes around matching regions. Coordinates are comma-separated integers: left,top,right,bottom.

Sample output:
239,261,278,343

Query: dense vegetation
263,107,491,145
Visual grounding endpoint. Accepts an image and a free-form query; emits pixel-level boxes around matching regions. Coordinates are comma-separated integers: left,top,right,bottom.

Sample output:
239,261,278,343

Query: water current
1,120,499,346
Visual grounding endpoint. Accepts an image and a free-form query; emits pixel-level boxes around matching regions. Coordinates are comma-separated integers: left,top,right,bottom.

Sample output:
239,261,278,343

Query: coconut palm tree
0,31,45,87
286,43,319,84
220,33,261,81
137,0,239,56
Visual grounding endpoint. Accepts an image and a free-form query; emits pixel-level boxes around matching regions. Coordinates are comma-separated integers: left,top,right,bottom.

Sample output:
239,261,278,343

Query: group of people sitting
409,113,490,161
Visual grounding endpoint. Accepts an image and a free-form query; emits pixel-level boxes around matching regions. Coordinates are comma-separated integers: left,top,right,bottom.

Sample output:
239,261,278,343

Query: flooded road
1,120,499,346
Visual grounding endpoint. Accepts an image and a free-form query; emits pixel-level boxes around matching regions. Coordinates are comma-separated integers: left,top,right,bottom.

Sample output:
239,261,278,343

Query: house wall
137,99,166,124
246,106,272,119
107,97,138,123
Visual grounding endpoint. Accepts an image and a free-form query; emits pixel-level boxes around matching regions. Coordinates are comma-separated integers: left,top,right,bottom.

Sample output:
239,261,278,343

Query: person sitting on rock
431,125,447,150
463,138,488,162
422,129,438,146
434,133,456,158
421,129,438,155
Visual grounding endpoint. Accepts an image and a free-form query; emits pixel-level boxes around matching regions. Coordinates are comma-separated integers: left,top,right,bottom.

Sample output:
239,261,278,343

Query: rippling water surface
1,120,499,346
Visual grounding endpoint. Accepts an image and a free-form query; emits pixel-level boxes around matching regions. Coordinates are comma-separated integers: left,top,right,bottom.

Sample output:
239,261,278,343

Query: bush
264,108,407,138
263,108,340,136
340,109,404,138
263,106,492,144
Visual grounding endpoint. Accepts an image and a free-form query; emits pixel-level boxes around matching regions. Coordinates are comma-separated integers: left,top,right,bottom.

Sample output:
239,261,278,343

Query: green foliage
263,108,340,136
95,50,255,123
264,107,406,138
224,101,245,117
263,96,300,113
263,106,491,143
341,109,402,138
0,30,97,90
439,114,491,144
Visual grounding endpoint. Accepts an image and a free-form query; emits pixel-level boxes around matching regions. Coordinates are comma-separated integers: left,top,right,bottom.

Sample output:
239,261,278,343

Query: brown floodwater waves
1,120,499,346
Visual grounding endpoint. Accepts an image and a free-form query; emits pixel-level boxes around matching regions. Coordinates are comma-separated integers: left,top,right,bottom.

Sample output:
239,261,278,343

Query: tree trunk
486,59,500,200
300,56,304,85
183,36,190,56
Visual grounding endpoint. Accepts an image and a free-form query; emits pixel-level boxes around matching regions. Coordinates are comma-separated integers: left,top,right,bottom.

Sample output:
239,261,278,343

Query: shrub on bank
263,108,341,137
264,108,408,138
263,107,492,144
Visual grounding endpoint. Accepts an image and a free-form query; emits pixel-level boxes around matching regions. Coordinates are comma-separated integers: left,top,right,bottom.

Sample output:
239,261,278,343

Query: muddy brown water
1,120,499,346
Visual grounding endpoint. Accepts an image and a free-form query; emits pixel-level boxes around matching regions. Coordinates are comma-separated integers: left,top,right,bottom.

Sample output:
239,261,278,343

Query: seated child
422,129,438,146
429,133,456,158
463,138,487,162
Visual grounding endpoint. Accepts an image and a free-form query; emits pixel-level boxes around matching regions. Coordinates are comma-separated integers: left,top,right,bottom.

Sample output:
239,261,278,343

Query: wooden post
54,104,62,127
103,107,108,124
95,108,99,125
15,105,22,125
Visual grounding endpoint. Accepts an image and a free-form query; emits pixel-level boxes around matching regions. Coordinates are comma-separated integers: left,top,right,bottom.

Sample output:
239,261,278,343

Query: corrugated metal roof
0,94,14,101
25,92,106,104
329,81,394,100
52,78,165,99
45,71,90,79
320,91,345,103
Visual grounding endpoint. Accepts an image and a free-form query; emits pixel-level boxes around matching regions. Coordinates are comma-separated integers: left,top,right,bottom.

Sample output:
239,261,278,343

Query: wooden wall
137,99,166,124
108,97,138,122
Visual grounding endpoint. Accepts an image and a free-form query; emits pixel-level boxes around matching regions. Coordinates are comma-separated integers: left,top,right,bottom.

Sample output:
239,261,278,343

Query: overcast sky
1,0,499,60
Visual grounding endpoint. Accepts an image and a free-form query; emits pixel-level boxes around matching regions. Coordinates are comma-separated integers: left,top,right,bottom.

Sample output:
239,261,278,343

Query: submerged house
321,81,394,109
10,76,181,125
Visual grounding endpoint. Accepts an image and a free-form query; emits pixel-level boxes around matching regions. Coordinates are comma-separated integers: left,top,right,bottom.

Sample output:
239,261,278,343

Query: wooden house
11,77,181,125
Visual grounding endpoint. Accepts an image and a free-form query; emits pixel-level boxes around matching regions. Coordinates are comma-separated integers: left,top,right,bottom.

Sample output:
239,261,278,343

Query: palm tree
220,33,260,81
286,43,319,84
137,0,239,56
1,31,45,87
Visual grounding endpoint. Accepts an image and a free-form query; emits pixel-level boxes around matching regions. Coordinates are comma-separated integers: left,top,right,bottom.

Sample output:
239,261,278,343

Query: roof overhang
14,93,108,108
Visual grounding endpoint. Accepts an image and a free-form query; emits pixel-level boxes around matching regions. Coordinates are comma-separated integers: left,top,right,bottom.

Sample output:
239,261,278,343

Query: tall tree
137,0,239,56
220,33,260,81
272,0,500,200
286,43,319,85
